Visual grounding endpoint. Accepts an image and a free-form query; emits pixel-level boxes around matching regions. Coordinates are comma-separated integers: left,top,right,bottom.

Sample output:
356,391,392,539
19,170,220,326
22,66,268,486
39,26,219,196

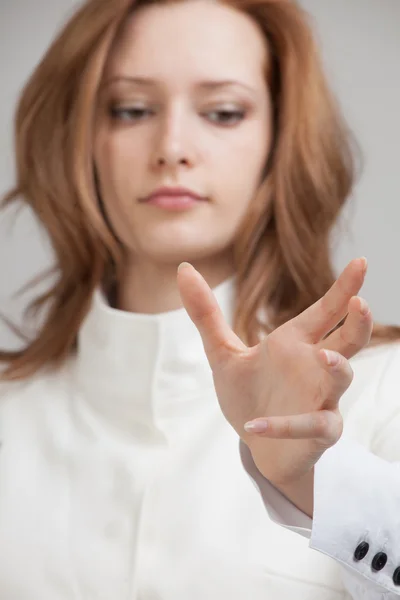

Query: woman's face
94,0,272,268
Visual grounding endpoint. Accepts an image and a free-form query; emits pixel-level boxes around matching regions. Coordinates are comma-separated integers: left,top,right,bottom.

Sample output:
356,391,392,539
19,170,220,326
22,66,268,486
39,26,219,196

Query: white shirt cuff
240,437,400,597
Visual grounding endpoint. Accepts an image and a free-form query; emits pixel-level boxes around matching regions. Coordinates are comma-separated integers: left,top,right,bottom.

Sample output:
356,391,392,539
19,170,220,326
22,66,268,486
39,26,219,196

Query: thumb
177,263,245,365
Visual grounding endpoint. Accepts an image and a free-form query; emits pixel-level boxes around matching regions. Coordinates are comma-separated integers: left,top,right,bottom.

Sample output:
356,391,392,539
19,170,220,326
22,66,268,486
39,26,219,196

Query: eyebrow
100,76,258,95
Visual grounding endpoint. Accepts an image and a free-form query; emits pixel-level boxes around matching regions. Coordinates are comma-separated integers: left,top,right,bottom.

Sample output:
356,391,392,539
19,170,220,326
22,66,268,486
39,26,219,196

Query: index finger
293,257,367,343
177,263,247,365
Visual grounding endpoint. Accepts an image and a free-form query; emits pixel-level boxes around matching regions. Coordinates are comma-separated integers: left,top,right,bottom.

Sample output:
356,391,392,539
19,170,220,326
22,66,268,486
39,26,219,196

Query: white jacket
0,275,399,600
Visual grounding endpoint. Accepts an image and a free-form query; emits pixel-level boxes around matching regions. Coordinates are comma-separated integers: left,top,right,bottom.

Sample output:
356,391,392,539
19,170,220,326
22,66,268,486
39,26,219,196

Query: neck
114,251,235,314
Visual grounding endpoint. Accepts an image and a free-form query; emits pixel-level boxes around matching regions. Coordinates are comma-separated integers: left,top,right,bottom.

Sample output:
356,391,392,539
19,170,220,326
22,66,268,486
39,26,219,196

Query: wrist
271,468,315,518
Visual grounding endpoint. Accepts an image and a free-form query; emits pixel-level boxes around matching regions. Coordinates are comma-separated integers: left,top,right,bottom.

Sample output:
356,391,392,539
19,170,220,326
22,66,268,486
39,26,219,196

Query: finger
319,296,373,359
293,257,367,343
177,263,246,364
319,348,354,409
244,409,342,445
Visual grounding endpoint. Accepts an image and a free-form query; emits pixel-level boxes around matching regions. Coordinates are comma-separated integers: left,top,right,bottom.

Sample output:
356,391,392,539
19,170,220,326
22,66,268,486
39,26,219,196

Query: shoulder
0,362,74,465
0,360,72,417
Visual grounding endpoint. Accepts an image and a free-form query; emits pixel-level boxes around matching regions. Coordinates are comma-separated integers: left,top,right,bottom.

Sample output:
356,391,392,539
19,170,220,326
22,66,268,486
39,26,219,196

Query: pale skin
94,1,271,313
94,1,373,517
177,257,373,517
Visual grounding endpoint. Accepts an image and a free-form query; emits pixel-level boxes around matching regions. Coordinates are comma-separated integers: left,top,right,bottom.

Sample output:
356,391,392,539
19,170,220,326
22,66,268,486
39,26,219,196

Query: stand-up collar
73,276,236,433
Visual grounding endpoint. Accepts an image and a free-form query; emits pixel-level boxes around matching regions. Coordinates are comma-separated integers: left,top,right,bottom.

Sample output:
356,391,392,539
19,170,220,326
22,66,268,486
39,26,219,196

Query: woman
0,0,399,598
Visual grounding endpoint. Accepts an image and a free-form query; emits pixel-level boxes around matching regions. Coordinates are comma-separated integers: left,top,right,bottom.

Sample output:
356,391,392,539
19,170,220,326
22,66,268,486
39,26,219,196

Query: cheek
218,131,270,200
95,132,142,195
209,129,271,231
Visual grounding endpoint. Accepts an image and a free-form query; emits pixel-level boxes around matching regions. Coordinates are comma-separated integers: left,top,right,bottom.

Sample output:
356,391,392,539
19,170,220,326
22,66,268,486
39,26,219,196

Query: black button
393,567,400,586
372,552,388,571
354,542,369,561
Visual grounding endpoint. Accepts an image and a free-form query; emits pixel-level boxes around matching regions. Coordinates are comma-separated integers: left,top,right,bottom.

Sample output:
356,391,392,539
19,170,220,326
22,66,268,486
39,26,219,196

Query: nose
151,105,195,171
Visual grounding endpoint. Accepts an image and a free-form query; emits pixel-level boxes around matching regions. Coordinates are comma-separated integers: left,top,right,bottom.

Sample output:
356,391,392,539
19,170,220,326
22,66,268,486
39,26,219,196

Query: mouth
139,187,208,211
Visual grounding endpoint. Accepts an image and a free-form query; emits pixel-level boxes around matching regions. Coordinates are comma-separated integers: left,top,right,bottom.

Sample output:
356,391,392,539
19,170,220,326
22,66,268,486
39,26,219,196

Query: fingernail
244,420,268,434
359,297,369,316
178,262,191,273
323,349,340,367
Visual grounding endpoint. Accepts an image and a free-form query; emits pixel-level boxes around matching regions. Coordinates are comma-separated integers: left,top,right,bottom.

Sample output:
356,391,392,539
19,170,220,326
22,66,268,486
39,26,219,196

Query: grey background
1,0,399,348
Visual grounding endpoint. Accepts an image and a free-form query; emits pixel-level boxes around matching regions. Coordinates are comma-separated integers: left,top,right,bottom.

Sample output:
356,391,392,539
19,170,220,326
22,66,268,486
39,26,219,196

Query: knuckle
318,411,343,446
329,413,344,444
320,294,339,322
336,359,354,385
340,333,360,353
197,305,218,326
336,273,352,298
339,326,365,353
282,418,293,438
312,411,329,436
325,354,353,388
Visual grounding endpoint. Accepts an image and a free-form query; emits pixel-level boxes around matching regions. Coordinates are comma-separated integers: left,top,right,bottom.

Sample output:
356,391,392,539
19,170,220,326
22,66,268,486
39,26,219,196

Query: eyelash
109,106,246,126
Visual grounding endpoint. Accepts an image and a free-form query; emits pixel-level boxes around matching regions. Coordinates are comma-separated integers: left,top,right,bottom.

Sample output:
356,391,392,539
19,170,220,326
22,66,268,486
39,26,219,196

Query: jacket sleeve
240,343,400,599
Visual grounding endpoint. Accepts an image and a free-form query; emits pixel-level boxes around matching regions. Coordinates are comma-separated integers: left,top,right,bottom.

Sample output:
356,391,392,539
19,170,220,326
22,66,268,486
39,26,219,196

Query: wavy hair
1,0,399,381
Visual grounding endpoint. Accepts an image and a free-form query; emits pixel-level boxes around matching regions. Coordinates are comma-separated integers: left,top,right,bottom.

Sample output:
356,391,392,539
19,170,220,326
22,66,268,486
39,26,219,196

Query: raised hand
177,258,372,489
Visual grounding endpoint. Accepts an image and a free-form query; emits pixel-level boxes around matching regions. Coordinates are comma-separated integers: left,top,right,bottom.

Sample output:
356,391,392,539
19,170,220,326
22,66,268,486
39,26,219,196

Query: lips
141,186,207,203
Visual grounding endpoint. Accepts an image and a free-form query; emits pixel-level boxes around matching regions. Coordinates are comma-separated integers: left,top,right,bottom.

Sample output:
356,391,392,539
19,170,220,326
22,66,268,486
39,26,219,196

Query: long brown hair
1,0,399,381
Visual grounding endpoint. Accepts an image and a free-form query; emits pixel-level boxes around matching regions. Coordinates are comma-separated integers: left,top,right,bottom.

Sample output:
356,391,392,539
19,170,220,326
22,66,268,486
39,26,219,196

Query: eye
109,106,153,122
205,109,246,126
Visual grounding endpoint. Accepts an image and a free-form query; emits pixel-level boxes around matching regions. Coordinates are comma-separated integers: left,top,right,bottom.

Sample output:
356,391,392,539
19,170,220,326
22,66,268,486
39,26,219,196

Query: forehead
105,1,269,84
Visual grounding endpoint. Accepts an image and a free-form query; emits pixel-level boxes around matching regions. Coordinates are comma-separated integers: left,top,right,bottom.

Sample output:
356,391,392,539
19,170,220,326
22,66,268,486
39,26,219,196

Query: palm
210,333,332,482
177,259,372,485
209,339,300,434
